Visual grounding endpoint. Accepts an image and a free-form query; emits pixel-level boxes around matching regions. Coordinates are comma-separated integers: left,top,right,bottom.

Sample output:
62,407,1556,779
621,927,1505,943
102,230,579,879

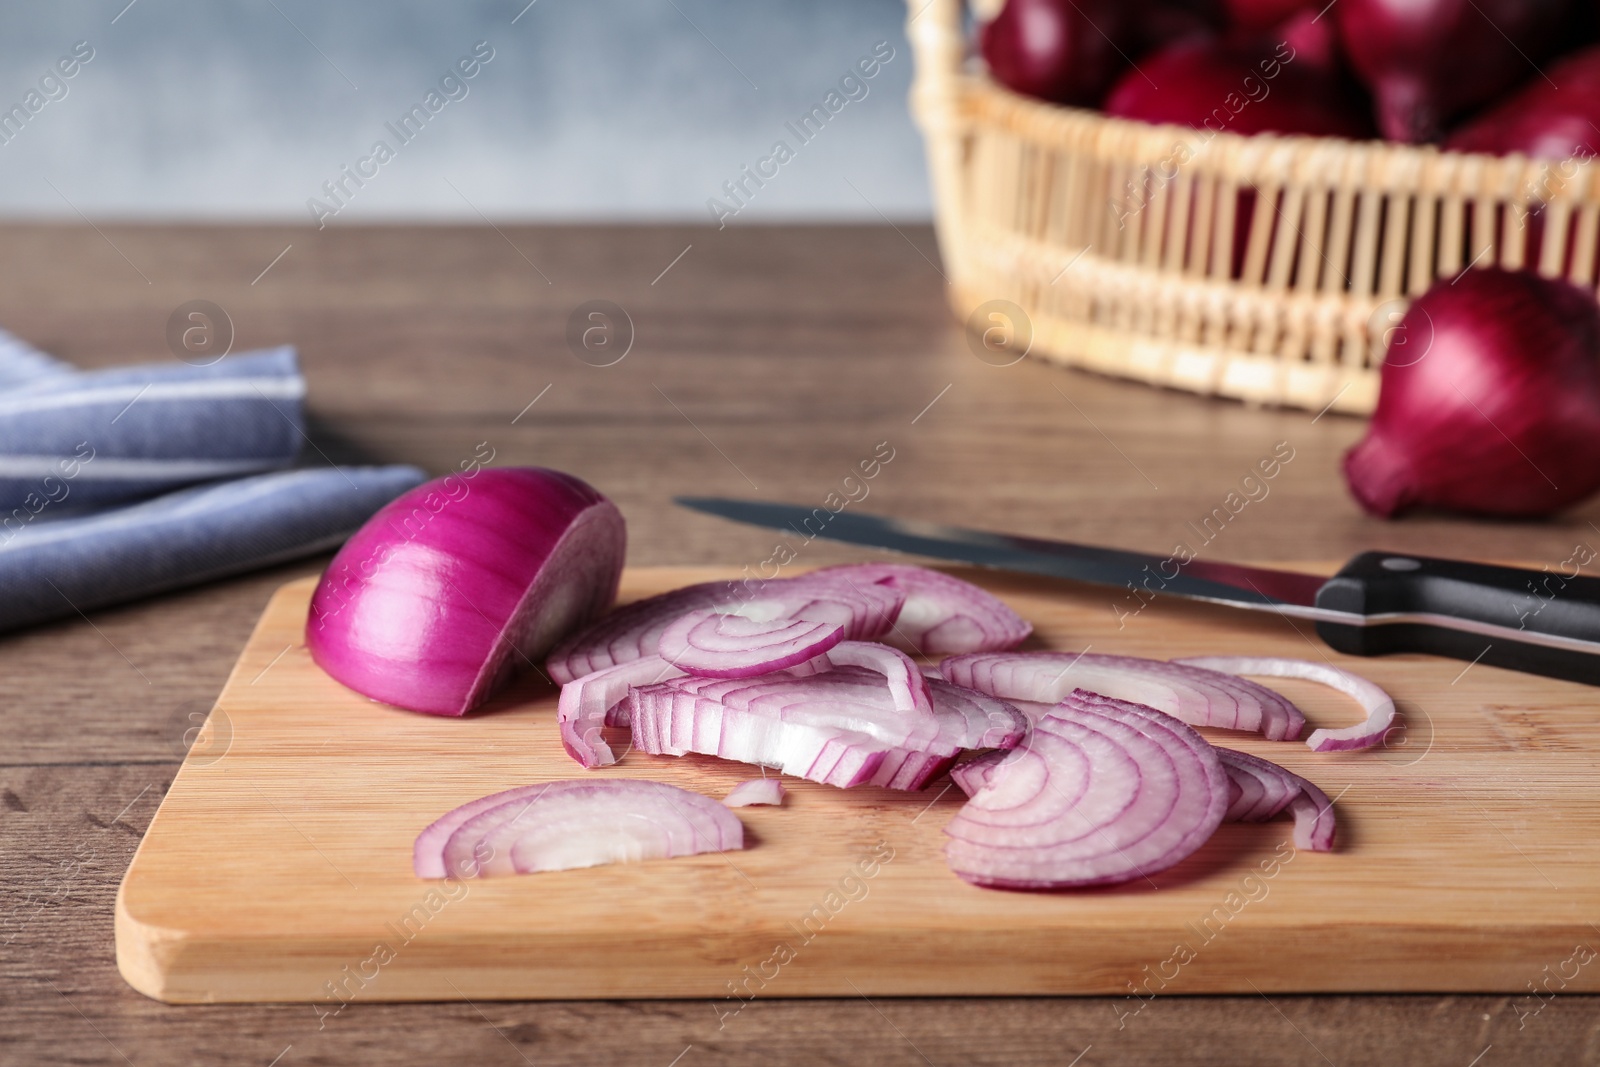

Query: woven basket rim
955,70,1600,197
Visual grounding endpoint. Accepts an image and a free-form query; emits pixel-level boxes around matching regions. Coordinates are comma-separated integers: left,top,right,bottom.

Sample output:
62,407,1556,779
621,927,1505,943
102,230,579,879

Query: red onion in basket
415,780,744,879
979,0,1136,106
307,467,625,716
1221,0,1315,30
1343,268,1600,518
1334,0,1568,143
1102,31,1372,139
1447,44,1600,159
944,689,1230,888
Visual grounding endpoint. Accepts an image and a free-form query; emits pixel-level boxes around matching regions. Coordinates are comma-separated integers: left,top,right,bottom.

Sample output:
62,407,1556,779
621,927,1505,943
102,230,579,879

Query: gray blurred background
0,0,930,221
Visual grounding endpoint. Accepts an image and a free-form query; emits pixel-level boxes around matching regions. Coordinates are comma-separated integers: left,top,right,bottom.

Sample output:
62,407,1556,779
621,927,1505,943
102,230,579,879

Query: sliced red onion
870,679,1027,790
659,609,844,678
546,572,904,684
308,467,626,715
1216,749,1336,852
949,750,1008,797
810,563,1032,654
823,641,934,718
557,655,685,768
418,779,744,879
724,778,785,807
1176,656,1394,752
944,689,1229,889
628,666,1025,790
940,651,1305,741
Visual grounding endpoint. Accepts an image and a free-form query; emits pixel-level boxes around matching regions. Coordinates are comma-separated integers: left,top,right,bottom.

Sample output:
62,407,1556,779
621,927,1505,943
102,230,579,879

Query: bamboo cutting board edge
116,567,1600,1003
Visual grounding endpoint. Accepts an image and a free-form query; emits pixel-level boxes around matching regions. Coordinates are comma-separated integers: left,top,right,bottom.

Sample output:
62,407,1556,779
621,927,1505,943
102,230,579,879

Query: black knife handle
1313,550,1600,685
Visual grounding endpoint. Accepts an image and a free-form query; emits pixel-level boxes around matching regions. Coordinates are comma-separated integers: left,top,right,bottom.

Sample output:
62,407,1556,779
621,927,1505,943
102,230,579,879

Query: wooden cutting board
116,566,1600,1004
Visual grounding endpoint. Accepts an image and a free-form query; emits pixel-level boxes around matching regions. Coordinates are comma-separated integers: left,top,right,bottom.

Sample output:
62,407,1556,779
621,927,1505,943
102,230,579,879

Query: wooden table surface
5,222,1598,1065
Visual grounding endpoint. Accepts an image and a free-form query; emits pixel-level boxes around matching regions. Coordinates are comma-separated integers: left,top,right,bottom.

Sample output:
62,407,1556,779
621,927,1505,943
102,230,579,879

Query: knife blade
676,496,1600,685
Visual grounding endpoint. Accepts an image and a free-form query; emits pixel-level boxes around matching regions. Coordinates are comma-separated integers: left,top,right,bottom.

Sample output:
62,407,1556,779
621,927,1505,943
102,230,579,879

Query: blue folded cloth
0,345,305,511
0,465,427,633
0,328,75,387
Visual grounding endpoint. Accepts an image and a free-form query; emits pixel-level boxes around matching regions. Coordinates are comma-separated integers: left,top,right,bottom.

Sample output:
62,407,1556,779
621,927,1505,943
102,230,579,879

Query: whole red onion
1344,268,1600,518
1101,31,1372,138
1335,0,1569,144
980,0,1135,106
1221,0,1315,30
1447,43,1600,159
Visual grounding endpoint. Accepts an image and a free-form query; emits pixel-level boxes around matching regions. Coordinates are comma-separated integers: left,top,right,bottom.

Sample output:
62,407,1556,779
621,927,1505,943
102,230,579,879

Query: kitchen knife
675,496,1600,686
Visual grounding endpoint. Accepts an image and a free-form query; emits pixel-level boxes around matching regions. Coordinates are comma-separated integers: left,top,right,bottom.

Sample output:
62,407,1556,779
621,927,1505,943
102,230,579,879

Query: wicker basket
906,0,1600,415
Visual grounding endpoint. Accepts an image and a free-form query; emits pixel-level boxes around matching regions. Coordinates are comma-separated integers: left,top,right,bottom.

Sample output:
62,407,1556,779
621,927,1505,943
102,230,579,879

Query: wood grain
7,222,1600,1064
119,566,1600,1004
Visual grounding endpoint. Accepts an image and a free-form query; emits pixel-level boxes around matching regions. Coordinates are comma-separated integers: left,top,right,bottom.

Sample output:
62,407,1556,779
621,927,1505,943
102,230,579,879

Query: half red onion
416,779,744,879
307,467,625,716
939,651,1305,740
944,689,1229,889
659,609,844,678
1176,656,1393,751
547,572,904,684
812,563,1033,654
1216,748,1336,851
724,779,786,807
557,655,685,768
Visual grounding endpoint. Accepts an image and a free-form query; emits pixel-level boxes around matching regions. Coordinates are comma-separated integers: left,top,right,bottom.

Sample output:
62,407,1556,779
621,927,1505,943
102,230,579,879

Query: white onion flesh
1215,748,1337,851
810,563,1033,654
415,779,744,879
943,689,1230,888
659,609,844,678
724,778,786,807
628,667,1026,790
940,651,1306,740
557,655,685,768
1176,656,1395,752
546,572,905,684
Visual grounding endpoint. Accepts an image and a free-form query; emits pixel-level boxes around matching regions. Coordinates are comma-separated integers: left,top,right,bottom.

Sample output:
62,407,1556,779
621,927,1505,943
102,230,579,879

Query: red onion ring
1176,656,1394,752
418,779,744,879
628,666,1025,790
659,610,844,678
940,651,1306,740
724,779,785,807
557,655,685,768
546,572,904,684
943,689,1229,889
813,563,1032,654
1216,748,1337,851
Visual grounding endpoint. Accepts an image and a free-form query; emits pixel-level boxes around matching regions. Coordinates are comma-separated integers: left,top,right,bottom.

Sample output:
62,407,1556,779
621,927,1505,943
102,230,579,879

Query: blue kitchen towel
0,328,74,388
0,464,426,633
0,346,306,512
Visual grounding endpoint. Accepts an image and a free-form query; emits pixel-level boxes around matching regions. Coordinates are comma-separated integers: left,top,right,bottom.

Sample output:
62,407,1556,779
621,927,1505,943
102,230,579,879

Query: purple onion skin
1446,46,1600,288
307,467,625,715
1335,0,1569,143
981,0,1136,106
1447,44,1600,158
1344,267,1600,519
1101,32,1373,139
1221,0,1314,29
